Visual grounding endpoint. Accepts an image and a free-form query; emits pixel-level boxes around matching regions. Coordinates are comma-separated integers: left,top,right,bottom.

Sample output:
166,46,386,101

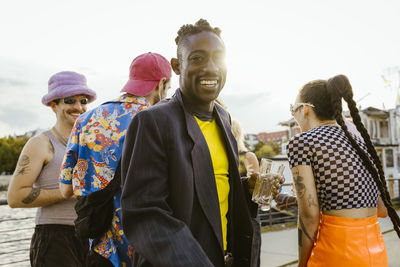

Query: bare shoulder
9,133,54,188
24,133,54,163
27,133,50,149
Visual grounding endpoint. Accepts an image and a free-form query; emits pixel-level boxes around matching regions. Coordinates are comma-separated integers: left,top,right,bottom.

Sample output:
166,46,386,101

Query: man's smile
199,78,219,89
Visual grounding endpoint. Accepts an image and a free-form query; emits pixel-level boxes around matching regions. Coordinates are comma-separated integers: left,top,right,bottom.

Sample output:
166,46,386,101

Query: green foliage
0,136,29,174
252,141,265,153
254,144,276,159
266,141,281,155
252,140,281,159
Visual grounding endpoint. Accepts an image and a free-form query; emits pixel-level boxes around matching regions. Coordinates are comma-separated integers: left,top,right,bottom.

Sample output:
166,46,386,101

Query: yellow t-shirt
195,116,230,250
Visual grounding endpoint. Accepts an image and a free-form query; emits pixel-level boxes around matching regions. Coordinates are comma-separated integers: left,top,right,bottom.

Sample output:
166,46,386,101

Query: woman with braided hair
287,74,400,266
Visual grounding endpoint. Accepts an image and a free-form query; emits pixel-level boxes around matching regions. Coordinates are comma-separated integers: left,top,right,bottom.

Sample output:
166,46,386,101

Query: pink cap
121,52,172,96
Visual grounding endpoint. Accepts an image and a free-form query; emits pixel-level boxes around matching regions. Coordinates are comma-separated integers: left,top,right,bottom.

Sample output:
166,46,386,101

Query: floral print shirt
59,94,149,267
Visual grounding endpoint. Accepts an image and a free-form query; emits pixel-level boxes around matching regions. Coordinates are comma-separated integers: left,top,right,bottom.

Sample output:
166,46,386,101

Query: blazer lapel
213,105,239,168
213,104,243,252
175,90,224,252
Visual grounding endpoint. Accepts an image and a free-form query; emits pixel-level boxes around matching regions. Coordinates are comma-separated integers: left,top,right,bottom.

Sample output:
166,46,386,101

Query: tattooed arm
291,165,320,267
7,134,66,208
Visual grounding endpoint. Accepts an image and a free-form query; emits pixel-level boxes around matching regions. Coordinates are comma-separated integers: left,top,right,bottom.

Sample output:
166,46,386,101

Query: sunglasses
62,97,89,105
290,102,315,115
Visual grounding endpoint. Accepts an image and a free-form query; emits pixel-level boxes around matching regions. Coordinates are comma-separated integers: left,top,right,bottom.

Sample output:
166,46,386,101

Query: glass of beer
252,158,285,211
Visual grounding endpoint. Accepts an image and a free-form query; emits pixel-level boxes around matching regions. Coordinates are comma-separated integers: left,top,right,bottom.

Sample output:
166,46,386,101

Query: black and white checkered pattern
287,126,378,210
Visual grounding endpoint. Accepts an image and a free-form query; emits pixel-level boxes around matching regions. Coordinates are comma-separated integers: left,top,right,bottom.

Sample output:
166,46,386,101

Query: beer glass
252,158,285,211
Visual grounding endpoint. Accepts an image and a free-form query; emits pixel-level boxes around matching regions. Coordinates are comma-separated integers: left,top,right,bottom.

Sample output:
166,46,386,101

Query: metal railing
258,206,298,227
257,183,298,227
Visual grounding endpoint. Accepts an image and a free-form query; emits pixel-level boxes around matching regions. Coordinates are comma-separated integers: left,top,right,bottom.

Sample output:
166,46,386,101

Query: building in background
244,133,260,151
277,119,300,154
358,105,400,198
257,130,288,144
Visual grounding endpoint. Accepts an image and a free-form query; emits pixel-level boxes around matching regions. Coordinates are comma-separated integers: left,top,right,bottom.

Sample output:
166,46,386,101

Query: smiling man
7,71,96,267
121,19,254,267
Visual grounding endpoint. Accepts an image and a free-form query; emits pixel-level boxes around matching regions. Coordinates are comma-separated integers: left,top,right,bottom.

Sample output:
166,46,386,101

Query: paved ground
260,210,400,267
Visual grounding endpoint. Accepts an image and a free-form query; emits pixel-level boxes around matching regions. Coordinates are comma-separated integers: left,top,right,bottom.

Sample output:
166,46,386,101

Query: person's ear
303,105,310,116
156,77,167,92
171,58,180,75
50,101,57,113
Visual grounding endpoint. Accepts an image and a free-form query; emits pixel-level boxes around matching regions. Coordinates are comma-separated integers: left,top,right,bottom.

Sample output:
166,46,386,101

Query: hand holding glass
252,159,285,211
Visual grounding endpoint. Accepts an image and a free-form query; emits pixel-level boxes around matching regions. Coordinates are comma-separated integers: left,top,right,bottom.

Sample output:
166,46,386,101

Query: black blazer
121,89,253,267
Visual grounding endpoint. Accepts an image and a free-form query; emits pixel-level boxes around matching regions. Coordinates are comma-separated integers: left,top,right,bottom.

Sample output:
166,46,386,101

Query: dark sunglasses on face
63,97,89,105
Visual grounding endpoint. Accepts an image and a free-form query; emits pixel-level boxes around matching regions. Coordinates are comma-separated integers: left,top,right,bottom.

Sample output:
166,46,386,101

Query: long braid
344,96,392,204
327,75,400,238
335,114,400,237
344,98,400,237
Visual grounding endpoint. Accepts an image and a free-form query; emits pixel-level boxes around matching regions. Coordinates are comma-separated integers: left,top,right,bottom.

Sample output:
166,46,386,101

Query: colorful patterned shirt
59,94,149,267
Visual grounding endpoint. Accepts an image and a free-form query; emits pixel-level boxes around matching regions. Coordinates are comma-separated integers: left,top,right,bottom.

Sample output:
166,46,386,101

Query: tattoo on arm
18,155,30,166
15,155,30,176
22,188,41,204
299,217,312,242
308,194,317,207
16,166,29,176
293,168,306,198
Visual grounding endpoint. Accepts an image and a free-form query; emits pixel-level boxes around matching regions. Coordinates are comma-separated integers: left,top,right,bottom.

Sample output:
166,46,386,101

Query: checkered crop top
287,125,378,211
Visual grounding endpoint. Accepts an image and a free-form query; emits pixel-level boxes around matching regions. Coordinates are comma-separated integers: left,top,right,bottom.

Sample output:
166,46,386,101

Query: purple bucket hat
41,71,97,106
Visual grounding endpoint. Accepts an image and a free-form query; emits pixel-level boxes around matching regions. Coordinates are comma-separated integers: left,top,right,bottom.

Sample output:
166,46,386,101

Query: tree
252,141,265,153
0,136,29,174
255,144,276,159
266,141,281,155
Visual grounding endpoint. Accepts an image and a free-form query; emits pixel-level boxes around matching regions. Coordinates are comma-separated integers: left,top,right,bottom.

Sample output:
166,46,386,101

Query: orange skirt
307,214,388,267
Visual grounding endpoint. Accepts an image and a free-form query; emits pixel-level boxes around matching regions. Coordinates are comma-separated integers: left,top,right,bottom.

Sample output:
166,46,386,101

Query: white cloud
0,0,399,137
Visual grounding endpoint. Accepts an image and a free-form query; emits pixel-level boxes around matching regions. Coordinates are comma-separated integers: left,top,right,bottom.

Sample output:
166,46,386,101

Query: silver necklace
52,127,68,146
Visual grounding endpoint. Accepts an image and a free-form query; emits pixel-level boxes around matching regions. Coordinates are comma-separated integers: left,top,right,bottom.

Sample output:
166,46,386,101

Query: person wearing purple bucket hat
7,71,96,267
42,71,97,106
58,52,172,267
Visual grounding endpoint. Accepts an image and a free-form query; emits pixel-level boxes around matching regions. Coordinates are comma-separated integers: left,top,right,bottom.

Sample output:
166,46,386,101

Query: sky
0,0,400,137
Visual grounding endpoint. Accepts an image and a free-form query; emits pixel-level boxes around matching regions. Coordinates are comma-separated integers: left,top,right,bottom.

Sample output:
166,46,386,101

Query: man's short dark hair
175,19,222,60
